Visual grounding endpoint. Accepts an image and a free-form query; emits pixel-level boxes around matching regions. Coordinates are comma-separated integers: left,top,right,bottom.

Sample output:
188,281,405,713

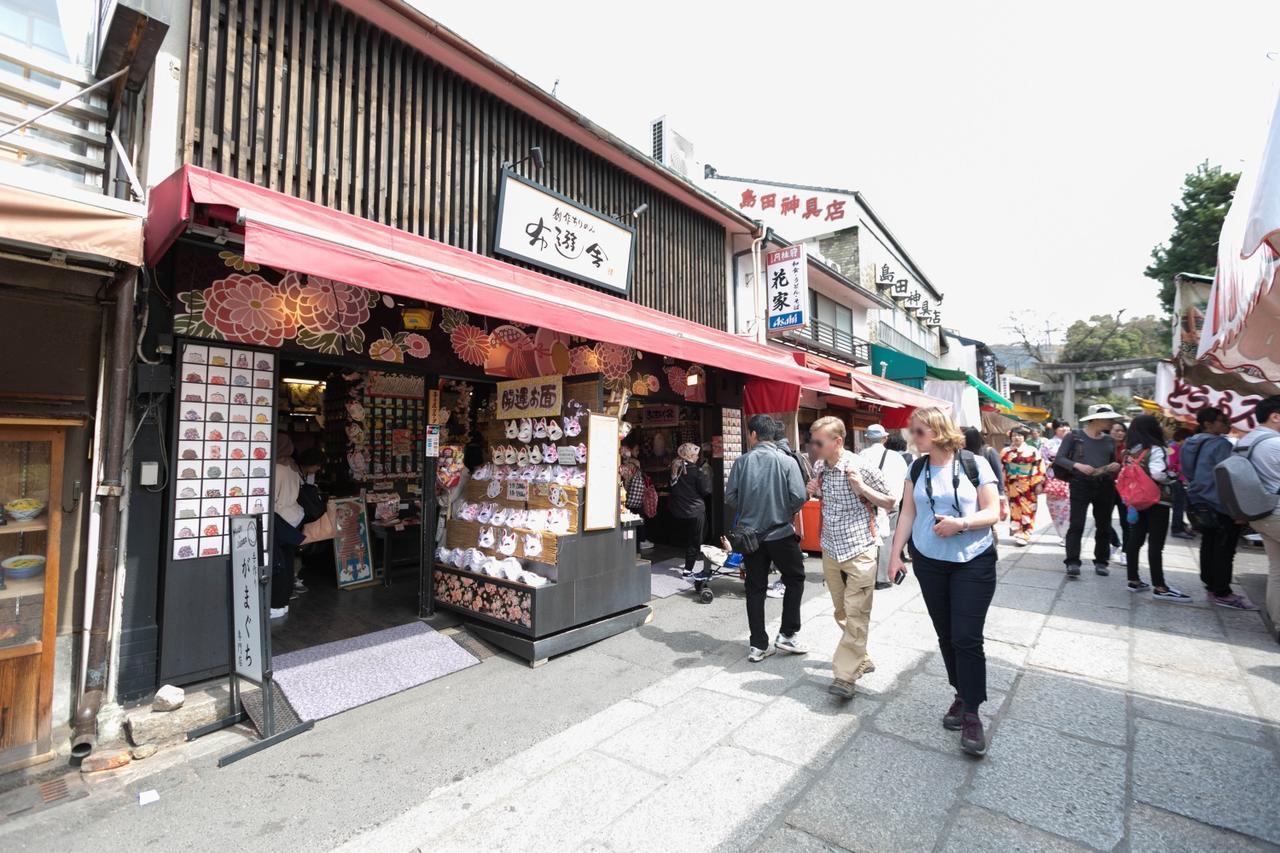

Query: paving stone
1005,670,1128,746
853,639,930,697
938,805,1091,852
1130,664,1272,743
699,650,810,703
1026,627,1129,684
597,688,760,777
1056,576,1132,610
1128,802,1274,852
593,746,807,853
1000,567,1066,591
968,718,1127,850
632,661,724,708
1133,718,1280,845
875,609,945,652
982,606,1046,647
751,826,846,852
1130,599,1225,639
787,732,969,852
991,583,1058,615
873,671,1002,753
430,751,660,852
1133,631,1239,679
506,699,654,777
1045,599,1132,641
729,680,862,768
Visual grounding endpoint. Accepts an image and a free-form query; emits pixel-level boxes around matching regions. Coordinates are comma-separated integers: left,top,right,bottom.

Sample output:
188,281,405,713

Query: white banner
766,245,808,332
1155,361,1262,431
494,171,635,294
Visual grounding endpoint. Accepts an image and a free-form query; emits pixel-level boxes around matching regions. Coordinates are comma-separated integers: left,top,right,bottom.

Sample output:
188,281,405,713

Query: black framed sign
494,169,636,295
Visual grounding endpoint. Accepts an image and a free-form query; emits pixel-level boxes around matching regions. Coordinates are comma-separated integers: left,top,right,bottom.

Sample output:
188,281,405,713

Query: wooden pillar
1062,372,1077,423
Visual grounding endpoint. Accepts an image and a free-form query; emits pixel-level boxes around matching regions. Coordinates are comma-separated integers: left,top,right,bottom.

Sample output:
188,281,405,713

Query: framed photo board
583,414,620,531
332,495,374,588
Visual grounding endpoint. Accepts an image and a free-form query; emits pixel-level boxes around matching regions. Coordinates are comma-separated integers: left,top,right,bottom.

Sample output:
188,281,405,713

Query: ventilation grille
651,118,664,162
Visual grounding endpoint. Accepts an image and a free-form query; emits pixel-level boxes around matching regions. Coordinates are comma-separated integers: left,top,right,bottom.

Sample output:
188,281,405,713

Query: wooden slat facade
183,0,727,329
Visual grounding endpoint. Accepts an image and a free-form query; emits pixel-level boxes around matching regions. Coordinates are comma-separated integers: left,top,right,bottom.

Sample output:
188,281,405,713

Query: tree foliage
1145,161,1240,314
1059,312,1166,376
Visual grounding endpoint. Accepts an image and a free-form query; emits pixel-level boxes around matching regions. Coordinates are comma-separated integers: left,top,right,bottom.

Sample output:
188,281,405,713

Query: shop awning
0,165,143,266
925,366,1014,409
146,166,826,390
788,352,947,410
869,344,927,389
1000,403,1052,423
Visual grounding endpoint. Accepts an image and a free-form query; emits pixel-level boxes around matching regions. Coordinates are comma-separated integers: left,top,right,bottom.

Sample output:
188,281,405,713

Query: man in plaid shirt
807,416,897,699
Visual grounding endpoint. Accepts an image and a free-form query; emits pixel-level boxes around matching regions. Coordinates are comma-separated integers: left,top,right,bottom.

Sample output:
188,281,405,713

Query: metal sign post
186,515,313,765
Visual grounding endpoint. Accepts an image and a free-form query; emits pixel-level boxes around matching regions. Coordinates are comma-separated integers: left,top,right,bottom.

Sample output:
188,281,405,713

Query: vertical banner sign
766,245,808,332
229,515,265,683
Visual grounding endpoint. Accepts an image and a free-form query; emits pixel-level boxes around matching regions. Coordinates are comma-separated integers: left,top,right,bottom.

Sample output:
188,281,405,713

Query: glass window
1,438,53,649
0,0,94,67
835,304,853,335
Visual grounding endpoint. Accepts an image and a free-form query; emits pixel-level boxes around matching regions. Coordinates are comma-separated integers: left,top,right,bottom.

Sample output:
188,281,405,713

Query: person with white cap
857,423,909,590
1051,404,1122,578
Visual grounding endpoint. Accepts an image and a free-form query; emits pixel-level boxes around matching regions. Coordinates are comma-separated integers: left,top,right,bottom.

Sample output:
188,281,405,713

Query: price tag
424,424,440,458
507,481,529,502
557,446,578,466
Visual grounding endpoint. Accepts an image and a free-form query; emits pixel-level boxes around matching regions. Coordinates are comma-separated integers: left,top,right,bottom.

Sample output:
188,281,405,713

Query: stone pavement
342,510,1280,853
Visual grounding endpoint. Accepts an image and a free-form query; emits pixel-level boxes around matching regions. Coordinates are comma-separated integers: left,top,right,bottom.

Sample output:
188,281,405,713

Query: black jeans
1064,478,1117,567
1194,506,1240,596
1112,500,1130,551
1126,503,1169,587
674,513,705,572
1171,482,1189,533
743,534,805,649
272,513,305,609
912,543,998,711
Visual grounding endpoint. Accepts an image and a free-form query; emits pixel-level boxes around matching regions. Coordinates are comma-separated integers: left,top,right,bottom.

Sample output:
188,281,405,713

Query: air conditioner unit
650,116,696,180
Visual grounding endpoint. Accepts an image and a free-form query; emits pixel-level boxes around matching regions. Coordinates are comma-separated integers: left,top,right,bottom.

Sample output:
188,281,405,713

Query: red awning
848,370,951,414
145,166,827,390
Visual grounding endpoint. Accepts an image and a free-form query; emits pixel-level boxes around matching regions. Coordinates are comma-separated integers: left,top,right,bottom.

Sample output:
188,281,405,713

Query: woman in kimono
1000,427,1046,546
1040,420,1072,542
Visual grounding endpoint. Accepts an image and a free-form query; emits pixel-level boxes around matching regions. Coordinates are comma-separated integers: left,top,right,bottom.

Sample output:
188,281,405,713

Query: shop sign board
584,414,621,531
494,169,635,295
496,375,562,420
765,245,808,332
333,496,374,588
229,515,266,684
640,403,679,427
1155,361,1262,430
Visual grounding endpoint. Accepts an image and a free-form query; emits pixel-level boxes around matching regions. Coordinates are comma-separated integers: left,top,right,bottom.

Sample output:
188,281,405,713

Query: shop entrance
270,358,429,656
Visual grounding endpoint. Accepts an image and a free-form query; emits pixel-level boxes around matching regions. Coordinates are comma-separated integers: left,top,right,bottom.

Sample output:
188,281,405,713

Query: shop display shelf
0,519,48,535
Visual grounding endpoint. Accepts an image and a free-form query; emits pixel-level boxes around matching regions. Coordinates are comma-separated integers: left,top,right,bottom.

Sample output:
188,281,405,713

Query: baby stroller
692,540,745,604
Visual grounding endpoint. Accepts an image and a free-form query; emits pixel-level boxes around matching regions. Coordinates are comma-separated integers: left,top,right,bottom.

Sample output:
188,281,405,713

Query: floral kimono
1000,444,1046,540
1041,437,1072,538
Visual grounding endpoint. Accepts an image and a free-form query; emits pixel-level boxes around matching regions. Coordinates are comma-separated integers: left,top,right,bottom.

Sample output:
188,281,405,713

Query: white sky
412,1,1280,344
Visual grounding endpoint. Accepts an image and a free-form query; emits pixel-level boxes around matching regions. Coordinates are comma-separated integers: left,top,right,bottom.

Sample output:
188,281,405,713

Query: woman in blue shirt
889,407,1001,757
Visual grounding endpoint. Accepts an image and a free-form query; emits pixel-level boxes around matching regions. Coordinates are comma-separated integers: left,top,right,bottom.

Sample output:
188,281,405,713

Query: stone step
124,681,232,747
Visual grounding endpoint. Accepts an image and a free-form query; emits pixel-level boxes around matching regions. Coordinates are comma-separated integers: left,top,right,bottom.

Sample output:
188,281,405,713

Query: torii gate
1037,357,1161,419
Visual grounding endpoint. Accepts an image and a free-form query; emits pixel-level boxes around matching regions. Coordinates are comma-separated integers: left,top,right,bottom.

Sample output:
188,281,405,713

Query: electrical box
139,461,160,487
136,363,172,395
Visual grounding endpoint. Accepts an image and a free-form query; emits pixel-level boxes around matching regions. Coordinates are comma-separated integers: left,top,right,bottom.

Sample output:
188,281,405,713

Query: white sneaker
766,580,785,598
639,540,655,551
775,633,808,654
747,646,775,663
269,606,288,619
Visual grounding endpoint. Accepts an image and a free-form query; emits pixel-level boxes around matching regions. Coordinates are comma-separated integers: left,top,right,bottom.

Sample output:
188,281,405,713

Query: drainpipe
71,271,136,762
749,227,771,344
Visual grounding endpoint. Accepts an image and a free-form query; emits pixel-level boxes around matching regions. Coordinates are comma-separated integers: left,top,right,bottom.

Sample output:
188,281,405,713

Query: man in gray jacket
726,414,809,662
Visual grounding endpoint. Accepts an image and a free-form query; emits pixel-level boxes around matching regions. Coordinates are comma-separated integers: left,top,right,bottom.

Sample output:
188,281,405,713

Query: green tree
1060,312,1166,377
1145,161,1240,314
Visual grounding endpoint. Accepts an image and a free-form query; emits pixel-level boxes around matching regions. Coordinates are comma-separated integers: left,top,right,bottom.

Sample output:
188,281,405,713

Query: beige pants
1253,508,1280,631
823,546,878,683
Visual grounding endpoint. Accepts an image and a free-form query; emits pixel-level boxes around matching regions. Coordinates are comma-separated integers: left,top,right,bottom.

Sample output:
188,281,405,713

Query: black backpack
909,449,982,490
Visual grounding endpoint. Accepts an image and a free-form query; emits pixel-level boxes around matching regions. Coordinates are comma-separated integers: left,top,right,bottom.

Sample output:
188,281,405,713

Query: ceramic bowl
5,498,45,522
2,554,46,578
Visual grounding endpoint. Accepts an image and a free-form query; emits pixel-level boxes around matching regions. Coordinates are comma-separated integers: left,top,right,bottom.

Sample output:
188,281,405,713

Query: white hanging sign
766,245,808,332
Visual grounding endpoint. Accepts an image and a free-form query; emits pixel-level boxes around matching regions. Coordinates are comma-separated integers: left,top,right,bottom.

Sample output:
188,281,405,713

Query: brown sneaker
828,679,855,700
942,695,964,730
960,712,987,757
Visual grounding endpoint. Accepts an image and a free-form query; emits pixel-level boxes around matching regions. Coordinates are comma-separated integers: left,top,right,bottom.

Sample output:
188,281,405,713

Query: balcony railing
781,319,871,365
876,321,938,366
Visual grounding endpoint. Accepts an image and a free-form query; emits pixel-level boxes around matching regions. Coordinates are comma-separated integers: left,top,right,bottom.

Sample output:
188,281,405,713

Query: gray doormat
271,622,479,721
240,680,303,736
650,558,693,599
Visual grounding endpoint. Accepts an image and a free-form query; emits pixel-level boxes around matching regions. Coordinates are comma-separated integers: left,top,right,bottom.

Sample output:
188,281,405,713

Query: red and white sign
765,245,808,332
1155,361,1262,430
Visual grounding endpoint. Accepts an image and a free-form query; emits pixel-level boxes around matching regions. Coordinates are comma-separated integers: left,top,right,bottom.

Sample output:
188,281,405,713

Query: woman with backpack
1120,415,1190,600
888,406,1001,757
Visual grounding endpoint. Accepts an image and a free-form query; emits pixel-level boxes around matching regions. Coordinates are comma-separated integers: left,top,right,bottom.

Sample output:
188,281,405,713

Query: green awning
869,344,926,390
924,365,1014,408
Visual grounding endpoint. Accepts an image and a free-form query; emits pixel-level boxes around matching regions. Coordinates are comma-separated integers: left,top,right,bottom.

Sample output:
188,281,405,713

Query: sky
412,1,1280,345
